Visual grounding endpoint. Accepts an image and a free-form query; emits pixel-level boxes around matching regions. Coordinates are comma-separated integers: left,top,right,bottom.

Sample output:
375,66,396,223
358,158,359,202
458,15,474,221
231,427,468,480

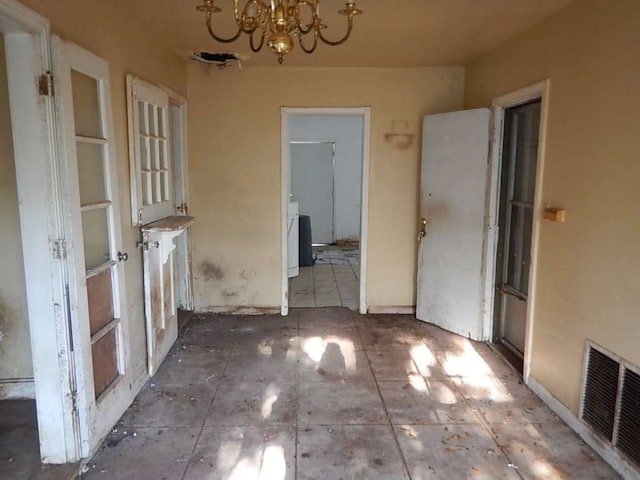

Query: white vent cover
581,343,640,470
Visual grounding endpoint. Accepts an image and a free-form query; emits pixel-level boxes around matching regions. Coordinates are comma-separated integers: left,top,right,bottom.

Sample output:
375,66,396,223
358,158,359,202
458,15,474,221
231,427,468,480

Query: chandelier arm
317,18,354,46
295,0,316,35
250,30,266,52
205,11,243,43
298,31,318,54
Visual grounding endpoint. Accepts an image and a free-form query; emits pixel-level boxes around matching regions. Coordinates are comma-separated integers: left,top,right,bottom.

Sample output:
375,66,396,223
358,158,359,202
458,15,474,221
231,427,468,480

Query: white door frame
1,0,80,463
483,80,550,380
162,85,194,310
280,107,371,315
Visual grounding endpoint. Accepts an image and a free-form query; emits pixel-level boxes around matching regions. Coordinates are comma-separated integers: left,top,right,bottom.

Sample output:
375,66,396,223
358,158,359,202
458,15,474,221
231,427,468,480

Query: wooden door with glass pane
127,76,188,376
54,38,131,456
494,100,541,357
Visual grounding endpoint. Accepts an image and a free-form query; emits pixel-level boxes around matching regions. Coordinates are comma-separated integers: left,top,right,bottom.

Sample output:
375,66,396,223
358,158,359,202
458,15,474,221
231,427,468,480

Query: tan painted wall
0,35,33,386
188,66,464,310
20,0,187,380
465,0,640,414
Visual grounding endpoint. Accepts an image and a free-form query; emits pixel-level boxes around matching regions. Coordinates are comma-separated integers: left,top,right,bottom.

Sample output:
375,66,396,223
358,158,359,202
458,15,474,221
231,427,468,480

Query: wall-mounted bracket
141,216,194,264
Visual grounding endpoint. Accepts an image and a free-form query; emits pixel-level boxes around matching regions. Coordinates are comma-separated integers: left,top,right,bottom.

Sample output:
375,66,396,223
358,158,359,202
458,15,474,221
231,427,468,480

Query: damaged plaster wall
465,0,640,415
188,66,464,311
0,34,34,398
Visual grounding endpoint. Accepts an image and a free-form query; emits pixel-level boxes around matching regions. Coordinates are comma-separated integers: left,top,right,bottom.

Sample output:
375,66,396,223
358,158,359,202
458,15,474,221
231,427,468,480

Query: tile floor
82,308,620,480
289,246,360,310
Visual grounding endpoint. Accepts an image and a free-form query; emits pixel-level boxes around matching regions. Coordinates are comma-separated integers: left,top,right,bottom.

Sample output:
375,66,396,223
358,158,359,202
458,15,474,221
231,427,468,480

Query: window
127,75,172,226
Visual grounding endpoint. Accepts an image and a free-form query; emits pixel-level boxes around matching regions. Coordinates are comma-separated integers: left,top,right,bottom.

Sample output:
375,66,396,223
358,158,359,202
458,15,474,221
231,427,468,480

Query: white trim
162,85,194,310
368,306,416,315
281,107,371,316
280,110,290,316
1,4,83,463
483,80,550,381
0,0,48,33
0,379,35,399
527,376,639,480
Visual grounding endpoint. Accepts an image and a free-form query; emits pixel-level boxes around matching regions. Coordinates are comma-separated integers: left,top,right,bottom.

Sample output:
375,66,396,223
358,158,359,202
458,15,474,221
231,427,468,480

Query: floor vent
581,343,640,470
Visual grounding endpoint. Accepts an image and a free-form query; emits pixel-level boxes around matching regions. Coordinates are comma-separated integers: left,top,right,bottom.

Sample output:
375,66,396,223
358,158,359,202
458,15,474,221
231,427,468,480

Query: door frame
162,84,193,311
0,0,81,463
280,107,371,315
483,80,550,380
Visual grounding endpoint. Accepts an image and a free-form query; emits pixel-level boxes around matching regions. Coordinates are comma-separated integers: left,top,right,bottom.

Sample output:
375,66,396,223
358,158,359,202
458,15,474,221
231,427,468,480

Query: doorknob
417,218,429,242
117,251,129,262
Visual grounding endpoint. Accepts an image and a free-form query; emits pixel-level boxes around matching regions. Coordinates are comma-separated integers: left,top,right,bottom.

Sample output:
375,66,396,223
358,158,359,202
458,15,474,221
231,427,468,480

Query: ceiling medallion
196,1,363,64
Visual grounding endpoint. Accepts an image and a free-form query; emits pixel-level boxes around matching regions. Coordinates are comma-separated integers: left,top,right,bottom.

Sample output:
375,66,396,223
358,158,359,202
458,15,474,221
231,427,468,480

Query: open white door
416,109,490,341
127,76,193,375
53,37,132,456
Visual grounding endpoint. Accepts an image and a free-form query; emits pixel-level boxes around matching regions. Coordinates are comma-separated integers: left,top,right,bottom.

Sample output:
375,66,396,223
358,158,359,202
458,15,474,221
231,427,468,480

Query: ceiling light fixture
196,1,363,64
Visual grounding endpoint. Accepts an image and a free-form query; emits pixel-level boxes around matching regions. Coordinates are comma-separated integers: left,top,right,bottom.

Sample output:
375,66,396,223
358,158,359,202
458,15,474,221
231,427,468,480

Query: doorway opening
281,108,370,315
492,99,542,372
484,81,549,377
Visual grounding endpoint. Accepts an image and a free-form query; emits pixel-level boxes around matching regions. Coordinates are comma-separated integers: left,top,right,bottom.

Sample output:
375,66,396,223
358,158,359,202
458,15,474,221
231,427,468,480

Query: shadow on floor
0,399,78,480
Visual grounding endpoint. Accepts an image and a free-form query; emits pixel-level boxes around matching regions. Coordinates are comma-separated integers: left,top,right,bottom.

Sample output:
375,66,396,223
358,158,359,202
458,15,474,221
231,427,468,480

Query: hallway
81,308,617,479
289,246,360,310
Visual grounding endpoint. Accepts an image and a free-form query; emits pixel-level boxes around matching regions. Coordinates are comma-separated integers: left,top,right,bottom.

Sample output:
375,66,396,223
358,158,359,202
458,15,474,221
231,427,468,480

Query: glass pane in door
71,70,102,138
81,208,111,270
77,142,106,205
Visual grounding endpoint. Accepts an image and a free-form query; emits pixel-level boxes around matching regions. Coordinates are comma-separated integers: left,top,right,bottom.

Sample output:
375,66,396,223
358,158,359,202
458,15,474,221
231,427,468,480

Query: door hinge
38,72,55,96
51,238,67,260
70,388,78,413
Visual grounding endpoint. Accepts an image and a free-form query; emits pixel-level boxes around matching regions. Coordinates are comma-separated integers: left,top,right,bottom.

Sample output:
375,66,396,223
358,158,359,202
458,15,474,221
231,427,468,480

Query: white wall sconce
385,120,415,149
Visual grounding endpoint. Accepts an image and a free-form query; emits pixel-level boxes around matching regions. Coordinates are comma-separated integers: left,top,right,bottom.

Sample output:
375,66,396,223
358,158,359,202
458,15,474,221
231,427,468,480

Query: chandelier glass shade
196,1,363,64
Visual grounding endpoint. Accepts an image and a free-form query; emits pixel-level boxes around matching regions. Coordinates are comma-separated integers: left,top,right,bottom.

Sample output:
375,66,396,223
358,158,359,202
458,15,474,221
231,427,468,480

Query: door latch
136,241,159,251
117,251,129,262
418,218,428,242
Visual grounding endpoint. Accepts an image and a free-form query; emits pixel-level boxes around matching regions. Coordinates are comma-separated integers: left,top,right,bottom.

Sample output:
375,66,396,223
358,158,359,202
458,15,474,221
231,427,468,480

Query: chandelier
196,1,363,64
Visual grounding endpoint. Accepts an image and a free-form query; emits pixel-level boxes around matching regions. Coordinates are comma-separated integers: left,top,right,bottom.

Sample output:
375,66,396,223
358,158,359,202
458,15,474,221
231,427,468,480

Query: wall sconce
385,120,415,149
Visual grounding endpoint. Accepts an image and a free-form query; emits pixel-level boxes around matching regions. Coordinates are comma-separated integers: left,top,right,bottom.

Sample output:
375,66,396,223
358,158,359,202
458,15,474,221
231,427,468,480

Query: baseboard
198,306,281,315
526,376,638,480
367,305,416,315
0,378,35,399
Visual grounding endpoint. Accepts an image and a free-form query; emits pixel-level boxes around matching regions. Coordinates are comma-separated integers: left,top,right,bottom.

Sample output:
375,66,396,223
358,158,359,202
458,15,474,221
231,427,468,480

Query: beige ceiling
119,0,576,67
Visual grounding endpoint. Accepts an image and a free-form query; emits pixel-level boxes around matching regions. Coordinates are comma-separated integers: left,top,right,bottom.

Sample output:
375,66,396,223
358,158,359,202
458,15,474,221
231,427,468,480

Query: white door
291,142,335,244
127,76,189,376
53,38,132,456
416,109,490,341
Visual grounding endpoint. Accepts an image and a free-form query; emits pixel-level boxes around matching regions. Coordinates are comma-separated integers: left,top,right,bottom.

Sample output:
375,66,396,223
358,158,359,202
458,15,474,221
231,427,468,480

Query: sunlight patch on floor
261,383,281,419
